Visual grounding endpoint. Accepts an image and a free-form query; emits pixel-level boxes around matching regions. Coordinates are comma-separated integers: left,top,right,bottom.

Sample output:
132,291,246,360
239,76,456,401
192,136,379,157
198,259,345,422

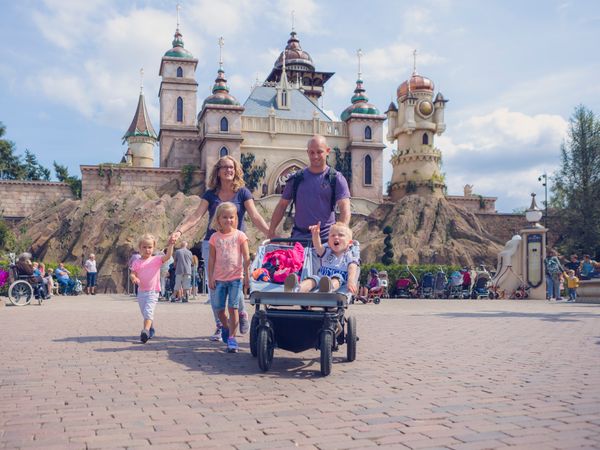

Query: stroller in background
249,239,358,376
446,270,463,299
394,266,418,298
471,266,491,299
419,272,434,298
354,268,383,304
433,267,447,298
378,270,389,298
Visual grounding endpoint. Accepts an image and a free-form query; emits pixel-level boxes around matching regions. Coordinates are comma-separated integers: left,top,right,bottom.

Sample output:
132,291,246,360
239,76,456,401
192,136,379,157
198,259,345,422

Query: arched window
176,66,183,77
422,133,429,145
281,90,287,107
176,97,183,122
365,126,372,140
364,155,372,185
220,117,228,132
220,147,228,157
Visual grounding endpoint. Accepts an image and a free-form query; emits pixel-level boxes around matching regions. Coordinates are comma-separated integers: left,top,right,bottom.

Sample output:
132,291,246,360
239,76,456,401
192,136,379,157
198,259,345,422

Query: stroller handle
262,238,313,247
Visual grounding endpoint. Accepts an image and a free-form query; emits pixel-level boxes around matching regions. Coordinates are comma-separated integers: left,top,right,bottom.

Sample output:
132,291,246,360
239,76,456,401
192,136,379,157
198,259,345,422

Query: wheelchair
7,263,46,306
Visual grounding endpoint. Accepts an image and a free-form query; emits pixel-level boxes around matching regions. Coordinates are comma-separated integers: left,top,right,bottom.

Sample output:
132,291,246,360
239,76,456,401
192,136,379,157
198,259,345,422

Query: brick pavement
1,295,599,450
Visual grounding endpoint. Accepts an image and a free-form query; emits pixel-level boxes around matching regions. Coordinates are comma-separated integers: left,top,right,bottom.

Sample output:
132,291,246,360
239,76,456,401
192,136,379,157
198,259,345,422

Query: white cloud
402,8,436,35
268,0,326,35
186,0,264,37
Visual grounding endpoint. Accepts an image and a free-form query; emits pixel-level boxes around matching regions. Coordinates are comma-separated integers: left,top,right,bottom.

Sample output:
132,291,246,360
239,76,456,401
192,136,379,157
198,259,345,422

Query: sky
1,0,599,212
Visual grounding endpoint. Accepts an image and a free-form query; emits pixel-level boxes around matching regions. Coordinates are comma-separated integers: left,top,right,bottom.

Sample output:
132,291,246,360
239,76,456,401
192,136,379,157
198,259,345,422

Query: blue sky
1,0,599,212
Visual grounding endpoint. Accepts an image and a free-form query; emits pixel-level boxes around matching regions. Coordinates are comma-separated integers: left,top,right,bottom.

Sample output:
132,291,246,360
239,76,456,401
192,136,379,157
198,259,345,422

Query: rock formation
17,190,502,293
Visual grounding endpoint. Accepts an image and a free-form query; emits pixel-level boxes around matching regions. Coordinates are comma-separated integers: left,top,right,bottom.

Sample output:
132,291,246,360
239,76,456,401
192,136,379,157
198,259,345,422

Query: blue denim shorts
214,279,242,310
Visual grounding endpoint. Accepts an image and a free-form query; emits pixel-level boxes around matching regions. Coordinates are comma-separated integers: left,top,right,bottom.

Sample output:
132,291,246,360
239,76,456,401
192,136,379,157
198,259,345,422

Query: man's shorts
174,274,191,290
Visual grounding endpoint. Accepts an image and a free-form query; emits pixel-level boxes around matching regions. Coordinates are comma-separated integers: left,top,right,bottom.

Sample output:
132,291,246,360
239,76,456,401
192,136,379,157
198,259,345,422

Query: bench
576,279,600,303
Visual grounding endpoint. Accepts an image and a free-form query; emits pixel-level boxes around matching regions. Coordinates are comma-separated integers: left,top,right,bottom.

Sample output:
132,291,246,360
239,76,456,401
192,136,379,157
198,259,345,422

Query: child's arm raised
309,222,325,257
161,236,176,263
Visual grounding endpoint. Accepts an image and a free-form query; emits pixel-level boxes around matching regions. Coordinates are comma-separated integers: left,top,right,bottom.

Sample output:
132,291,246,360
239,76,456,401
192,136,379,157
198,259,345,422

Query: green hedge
359,263,460,293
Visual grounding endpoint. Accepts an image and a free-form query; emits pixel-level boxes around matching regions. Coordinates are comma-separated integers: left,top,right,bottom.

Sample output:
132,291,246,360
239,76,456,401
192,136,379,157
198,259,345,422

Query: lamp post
525,193,543,228
537,172,548,228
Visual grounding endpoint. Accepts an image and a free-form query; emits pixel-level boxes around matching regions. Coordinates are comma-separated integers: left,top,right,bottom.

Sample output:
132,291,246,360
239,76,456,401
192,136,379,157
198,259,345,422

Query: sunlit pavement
1,294,599,449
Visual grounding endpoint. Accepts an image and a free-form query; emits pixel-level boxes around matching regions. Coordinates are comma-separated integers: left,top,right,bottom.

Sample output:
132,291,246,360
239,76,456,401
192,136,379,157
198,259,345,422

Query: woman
171,155,270,340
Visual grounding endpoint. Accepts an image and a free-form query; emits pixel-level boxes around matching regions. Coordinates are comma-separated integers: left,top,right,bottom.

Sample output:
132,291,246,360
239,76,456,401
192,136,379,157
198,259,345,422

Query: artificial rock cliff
18,190,502,293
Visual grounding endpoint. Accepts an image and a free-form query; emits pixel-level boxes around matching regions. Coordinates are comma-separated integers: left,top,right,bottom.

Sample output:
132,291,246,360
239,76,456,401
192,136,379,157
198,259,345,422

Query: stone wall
447,195,497,214
0,180,74,220
81,165,204,198
476,213,562,247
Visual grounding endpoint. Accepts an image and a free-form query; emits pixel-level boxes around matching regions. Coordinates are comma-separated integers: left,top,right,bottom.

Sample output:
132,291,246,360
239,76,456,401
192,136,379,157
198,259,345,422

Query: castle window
220,117,229,132
177,97,183,122
365,126,372,140
364,155,372,185
281,90,287,107
220,147,228,157
422,133,429,145
176,66,183,77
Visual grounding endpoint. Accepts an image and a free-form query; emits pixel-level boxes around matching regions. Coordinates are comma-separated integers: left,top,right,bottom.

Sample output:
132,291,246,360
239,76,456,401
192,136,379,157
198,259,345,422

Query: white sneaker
209,327,222,341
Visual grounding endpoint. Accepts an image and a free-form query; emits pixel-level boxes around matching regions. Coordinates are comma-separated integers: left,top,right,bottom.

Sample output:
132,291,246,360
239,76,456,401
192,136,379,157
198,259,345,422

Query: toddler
284,221,359,294
130,233,175,343
564,269,579,302
208,202,250,353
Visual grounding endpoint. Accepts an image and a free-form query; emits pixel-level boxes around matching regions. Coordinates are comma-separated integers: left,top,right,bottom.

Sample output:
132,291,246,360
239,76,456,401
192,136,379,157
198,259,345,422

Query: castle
0,22,498,222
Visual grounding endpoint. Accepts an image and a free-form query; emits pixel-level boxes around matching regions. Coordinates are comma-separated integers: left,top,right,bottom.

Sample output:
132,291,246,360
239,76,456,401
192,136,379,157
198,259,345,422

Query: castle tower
265,30,334,106
158,12,198,167
197,37,244,174
387,50,448,200
122,70,157,168
340,49,385,200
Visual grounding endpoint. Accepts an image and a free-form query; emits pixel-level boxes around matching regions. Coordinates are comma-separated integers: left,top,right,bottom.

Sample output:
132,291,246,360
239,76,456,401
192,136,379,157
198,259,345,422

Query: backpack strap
328,167,337,212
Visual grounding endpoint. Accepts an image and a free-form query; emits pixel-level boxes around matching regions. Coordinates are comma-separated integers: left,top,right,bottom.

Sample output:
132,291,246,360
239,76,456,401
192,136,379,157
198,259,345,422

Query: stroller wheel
257,328,274,372
373,297,381,305
320,332,333,376
346,316,357,362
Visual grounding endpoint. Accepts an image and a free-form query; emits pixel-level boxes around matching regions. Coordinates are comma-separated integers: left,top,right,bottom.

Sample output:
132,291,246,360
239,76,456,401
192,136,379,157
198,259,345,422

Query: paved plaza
1,294,599,450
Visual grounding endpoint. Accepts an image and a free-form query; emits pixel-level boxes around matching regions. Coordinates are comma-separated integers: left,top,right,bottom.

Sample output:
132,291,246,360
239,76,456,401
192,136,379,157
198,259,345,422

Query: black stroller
249,239,358,376
419,272,435,298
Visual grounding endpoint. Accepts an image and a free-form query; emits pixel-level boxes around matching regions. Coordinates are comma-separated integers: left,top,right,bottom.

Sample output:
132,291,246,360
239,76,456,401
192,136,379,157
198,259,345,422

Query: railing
242,116,348,137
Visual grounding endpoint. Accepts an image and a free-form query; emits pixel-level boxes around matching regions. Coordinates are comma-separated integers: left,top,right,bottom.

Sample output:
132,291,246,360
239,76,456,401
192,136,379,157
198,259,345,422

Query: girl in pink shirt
130,233,175,344
208,202,250,353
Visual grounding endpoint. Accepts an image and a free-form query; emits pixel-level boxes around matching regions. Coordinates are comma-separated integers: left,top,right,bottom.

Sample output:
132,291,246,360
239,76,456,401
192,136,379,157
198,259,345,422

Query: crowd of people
544,250,599,302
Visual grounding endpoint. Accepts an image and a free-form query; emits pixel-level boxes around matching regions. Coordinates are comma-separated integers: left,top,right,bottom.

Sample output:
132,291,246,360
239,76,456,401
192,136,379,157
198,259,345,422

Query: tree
24,150,51,181
0,122,26,180
382,225,394,265
551,105,600,256
333,146,352,186
240,152,267,192
53,162,82,199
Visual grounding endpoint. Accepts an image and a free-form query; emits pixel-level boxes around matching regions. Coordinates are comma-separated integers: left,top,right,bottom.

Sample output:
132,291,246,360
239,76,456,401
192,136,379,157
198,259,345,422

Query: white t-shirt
315,244,359,283
84,259,97,273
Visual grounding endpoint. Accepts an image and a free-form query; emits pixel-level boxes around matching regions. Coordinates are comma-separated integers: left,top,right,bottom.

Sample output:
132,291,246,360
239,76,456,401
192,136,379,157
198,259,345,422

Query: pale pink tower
122,68,157,168
386,49,448,200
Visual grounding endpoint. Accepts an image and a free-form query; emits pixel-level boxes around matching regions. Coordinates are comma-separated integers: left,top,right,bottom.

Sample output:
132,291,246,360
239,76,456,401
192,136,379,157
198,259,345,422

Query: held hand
170,231,181,243
130,275,140,285
243,278,249,292
208,279,216,290
309,221,321,237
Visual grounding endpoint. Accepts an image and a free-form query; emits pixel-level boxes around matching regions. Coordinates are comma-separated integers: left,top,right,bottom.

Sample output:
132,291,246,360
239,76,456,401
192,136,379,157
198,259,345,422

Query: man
55,263,74,295
268,135,351,241
172,241,193,302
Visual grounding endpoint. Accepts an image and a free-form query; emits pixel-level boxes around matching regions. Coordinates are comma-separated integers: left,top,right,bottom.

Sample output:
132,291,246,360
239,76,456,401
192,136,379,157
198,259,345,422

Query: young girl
208,202,250,353
130,233,175,343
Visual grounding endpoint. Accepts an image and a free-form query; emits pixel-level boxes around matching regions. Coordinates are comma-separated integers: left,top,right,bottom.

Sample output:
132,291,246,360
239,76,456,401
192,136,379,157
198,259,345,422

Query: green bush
359,263,460,295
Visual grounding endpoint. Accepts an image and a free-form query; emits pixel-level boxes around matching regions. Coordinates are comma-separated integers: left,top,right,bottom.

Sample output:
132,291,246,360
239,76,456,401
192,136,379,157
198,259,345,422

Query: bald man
268,135,351,241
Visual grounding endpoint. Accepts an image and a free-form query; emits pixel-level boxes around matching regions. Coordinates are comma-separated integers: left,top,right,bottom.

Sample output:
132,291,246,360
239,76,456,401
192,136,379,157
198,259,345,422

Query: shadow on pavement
56,334,339,378
433,310,600,322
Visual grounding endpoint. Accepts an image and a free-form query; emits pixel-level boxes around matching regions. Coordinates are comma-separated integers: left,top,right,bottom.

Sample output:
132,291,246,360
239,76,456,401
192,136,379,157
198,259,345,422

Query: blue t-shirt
202,187,253,241
282,167,350,240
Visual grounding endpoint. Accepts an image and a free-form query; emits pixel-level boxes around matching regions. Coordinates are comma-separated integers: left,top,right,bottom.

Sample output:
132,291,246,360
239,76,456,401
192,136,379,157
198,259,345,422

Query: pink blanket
262,242,305,283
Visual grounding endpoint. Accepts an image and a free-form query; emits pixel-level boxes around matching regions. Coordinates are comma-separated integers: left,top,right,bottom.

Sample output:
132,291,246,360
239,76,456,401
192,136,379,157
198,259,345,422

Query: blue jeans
568,288,577,301
546,274,560,299
86,272,97,287
214,279,242,310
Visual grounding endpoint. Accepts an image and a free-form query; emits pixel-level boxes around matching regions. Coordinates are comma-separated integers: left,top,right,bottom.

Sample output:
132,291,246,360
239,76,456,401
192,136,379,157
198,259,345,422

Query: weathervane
140,68,144,94
176,3,181,30
357,48,363,80
218,36,224,70
412,49,418,75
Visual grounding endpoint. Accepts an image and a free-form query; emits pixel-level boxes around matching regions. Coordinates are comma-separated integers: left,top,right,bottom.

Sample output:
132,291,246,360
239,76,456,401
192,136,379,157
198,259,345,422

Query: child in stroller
356,268,383,304
249,222,359,376
283,221,358,294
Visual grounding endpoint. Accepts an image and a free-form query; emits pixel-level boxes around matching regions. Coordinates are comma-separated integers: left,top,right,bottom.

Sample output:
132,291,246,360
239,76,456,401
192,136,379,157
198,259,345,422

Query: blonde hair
138,233,157,249
211,202,238,232
207,156,245,192
330,222,353,240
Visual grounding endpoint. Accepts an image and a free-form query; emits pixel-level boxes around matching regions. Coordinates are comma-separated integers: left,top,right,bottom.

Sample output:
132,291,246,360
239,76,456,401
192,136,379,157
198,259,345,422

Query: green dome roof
202,68,240,107
340,79,380,121
164,29,194,59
